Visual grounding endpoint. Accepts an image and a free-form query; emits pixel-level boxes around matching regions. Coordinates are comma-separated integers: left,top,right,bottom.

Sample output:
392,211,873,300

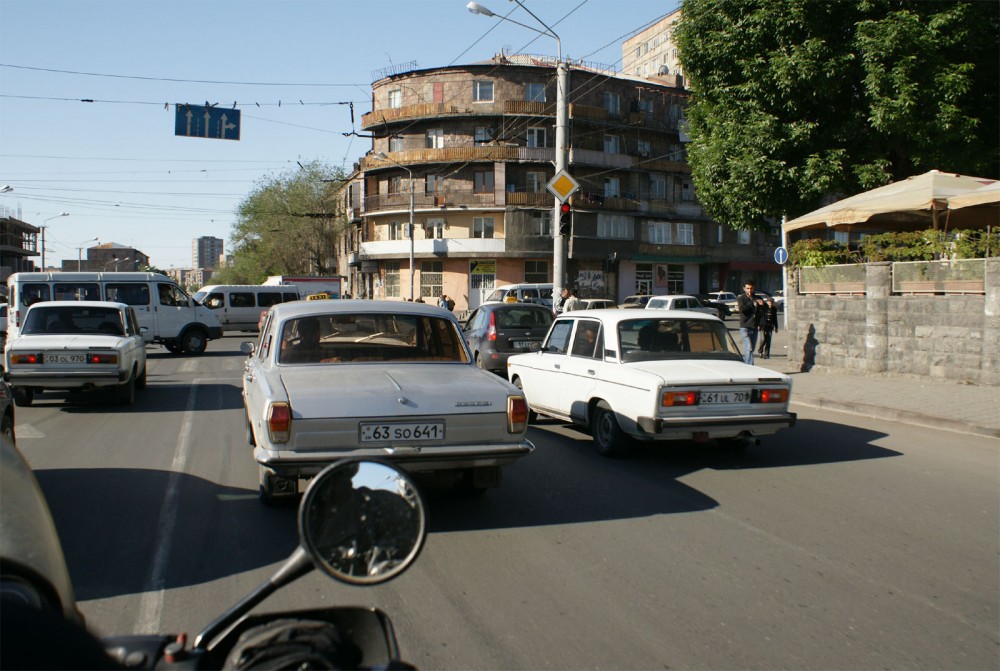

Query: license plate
360,422,444,442
47,353,86,364
512,340,532,349
700,390,751,405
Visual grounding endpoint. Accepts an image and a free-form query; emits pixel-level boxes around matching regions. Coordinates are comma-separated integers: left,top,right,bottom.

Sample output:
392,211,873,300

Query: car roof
557,309,719,326
25,300,127,310
268,299,453,320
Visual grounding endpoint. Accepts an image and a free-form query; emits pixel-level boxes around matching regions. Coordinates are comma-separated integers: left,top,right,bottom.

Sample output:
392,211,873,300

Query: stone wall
786,259,999,386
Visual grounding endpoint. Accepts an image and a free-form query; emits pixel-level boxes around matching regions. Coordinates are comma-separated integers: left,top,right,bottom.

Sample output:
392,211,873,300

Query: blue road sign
774,246,789,265
174,104,241,141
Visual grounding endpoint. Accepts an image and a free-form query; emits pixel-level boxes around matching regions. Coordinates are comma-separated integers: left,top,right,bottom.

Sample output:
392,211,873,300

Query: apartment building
193,236,224,270
334,54,780,311
622,8,685,84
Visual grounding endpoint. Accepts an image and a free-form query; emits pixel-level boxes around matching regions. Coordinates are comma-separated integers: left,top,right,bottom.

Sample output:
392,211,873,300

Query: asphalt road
13,335,999,670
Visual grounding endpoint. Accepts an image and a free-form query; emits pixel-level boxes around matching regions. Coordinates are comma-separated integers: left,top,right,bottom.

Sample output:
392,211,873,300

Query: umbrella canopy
946,181,1000,230
784,170,996,233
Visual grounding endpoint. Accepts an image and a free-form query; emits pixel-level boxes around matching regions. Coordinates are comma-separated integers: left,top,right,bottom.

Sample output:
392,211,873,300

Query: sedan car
644,294,720,317
462,302,554,374
580,299,617,310
4,301,147,407
618,295,653,309
507,310,795,456
243,300,534,503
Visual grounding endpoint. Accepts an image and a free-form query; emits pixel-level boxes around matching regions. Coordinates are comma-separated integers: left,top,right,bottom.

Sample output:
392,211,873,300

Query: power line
0,63,365,87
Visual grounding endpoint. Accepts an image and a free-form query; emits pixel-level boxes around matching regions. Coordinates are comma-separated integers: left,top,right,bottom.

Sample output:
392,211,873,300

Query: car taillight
661,391,697,407
487,312,497,342
88,353,118,364
267,402,291,443
10,353,42,364
508,395,528,433
756,388,788,403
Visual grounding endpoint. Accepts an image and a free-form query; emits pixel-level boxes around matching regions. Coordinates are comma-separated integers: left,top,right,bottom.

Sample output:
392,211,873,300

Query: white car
706,291,739,313
644,294,720,317
242,300,534,503
507,310,796,456
580,299,617,310
4,301,147,406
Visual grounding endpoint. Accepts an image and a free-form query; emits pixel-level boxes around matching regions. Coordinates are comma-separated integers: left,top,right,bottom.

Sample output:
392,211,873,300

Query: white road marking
15,424,45,439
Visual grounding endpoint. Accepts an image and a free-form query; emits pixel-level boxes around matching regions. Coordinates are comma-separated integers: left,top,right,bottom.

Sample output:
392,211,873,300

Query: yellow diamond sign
546,170,580,202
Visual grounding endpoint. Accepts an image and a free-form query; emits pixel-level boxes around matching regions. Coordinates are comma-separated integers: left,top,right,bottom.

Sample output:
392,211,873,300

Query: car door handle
587,369,596,375
554,364,561,370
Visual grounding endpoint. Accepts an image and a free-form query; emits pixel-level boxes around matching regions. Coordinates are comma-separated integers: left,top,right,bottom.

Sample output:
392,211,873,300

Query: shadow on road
29,382,244,414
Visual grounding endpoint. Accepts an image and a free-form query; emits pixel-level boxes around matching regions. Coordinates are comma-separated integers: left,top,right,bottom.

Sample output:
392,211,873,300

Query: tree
674,0,1000,231
216,161,347,284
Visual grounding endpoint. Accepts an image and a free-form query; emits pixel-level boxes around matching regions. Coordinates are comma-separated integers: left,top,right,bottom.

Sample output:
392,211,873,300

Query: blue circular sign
774,246,789,265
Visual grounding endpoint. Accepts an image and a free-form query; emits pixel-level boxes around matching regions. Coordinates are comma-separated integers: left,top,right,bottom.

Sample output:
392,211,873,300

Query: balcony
360,146,554,171
364,188,504,213
361,100,558,130
360,238,507,258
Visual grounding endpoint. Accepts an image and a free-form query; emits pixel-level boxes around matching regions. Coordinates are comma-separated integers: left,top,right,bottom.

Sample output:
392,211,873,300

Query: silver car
242,300,534,503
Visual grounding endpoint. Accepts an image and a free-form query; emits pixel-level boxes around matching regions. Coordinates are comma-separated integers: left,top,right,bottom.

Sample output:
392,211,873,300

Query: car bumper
635,411,796,439
255,440,534,479
207,325,223,339
6,369,127,388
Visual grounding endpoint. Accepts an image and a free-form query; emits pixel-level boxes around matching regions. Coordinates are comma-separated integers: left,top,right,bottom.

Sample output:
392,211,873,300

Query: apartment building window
718,225,724,244
426,128,444,149
425,174,443,195
473,217,495,238
525,260,548,283
604,134,620,154
597,214,633,240
474,170,494,194
473,80,494,102
650,173,666,199
426,218,445,239
526,127,547,148
637,139,651,157
637,99,654,118
681,179,694,201
388,176,402,195
676,223,694,245
420,261,443,299
529,210,551,236
474,126,494,145
388,89,402,109
738,229,751,245
384,261,400,298
604,91,620,116
525,82,545,102
648,221,672,245
526,172,545,193
388,221,407,241
389,136,404,152
604,177,621,198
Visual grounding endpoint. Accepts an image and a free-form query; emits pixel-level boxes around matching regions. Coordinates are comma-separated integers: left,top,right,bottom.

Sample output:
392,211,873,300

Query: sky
0,0,679,270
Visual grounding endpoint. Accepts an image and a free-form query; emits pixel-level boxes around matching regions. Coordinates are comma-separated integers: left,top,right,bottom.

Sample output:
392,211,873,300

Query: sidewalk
747,325,999,440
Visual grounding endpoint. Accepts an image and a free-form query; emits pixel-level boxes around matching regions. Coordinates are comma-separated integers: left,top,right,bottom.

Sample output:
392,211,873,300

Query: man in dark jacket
736,280,764,365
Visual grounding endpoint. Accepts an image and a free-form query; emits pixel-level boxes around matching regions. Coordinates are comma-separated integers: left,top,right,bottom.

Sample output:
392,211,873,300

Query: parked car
483,283,553,308
4,301,147,407
0,382,13,445
242,300,534,503
768,289,786,311
506,310,796,456
462,303,554,374
644,294,720,318
580,299,617,310
706,291,739,314
697,294,731,318
618,295,653,309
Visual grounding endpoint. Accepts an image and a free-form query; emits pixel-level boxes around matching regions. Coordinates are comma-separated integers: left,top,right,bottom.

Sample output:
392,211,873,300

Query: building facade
335,54,780,312
193,236,224,270
622,8,685,85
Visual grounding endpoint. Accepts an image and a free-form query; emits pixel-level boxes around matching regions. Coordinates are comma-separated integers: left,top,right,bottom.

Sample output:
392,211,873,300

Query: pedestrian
562,287,581,312
438,294,449,309
555,287,569,313
736,280,764,365
757,296,779,359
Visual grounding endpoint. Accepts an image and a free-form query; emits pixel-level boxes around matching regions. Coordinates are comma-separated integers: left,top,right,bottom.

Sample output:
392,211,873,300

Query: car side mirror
528,341,542,352
240,342,254,356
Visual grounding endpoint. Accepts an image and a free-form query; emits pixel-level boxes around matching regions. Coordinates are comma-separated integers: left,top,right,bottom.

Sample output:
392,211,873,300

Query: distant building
622,8,685,86
0,214,40,281
193,236,224,269
71,243,149,272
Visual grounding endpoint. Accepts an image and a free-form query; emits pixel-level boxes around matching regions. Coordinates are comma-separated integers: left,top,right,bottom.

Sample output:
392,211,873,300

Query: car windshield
494,307,553,329
618,318,741,363
279,312,470,364
22,306,124,336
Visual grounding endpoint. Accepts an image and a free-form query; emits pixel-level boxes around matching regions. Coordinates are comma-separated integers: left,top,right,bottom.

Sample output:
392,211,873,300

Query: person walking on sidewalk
737,280,764,365
757,296,779,359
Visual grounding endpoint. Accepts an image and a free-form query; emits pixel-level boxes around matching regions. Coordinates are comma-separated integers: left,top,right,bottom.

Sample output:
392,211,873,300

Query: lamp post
41,212,69,269
468,0,568,306
76,237,99,271
374,152,416,301
106,256,131,271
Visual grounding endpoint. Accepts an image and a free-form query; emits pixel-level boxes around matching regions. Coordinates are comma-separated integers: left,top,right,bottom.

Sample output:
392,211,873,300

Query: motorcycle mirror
299,459,427,586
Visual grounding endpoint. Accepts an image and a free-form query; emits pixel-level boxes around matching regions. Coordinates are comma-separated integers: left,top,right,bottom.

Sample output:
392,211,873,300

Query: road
14,335,999,670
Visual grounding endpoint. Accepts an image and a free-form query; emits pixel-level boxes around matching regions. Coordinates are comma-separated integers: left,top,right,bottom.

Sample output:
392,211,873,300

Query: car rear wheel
474,353,485,370
116,372,136,405
12,387,33,407
136,365,147,389
511,377,537,424
591,401,629,457
2,412,15,445
245,409,256,447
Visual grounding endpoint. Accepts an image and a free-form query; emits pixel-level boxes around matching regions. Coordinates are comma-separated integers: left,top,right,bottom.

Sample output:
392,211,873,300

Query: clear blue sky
0,0,678,270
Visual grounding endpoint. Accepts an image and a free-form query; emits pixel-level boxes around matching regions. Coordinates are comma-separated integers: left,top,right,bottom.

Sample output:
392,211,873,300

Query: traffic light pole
552,59,568,309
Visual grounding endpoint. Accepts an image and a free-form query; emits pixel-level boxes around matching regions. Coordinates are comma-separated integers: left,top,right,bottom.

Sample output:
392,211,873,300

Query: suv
462,302,554,374
706,292,739,313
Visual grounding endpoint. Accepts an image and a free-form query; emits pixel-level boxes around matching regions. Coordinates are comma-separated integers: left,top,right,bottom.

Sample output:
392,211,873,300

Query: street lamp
40,212,70,269
374,152,416,301
468,0,568,306
105,256,131,271
75,237,99,271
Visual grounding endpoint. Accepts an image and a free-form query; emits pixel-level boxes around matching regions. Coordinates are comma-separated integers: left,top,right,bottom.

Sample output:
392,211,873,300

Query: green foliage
788,238,855,267
790,228,999,266
675,0,1000,231
227,160,348,283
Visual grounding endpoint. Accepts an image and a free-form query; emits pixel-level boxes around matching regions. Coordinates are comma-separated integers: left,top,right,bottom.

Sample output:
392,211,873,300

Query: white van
193,285,301,332
6,272,223,354
484,283,553,308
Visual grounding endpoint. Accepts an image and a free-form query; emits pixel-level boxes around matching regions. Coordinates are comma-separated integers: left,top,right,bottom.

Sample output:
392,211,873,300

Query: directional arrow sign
774,246,789,265
174,104,241,141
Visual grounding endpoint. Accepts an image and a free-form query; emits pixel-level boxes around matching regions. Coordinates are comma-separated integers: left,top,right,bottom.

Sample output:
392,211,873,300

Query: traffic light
559,202,571,236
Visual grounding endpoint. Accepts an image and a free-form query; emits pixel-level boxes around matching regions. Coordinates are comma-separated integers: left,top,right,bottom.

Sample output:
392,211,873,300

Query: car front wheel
591,401,629,457
180,329,208,355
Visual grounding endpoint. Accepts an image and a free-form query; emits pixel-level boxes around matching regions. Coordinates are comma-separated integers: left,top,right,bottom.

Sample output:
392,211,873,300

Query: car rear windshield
279,313,470,365
494,307,553,329
22,306,124,336
618,318,741,363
